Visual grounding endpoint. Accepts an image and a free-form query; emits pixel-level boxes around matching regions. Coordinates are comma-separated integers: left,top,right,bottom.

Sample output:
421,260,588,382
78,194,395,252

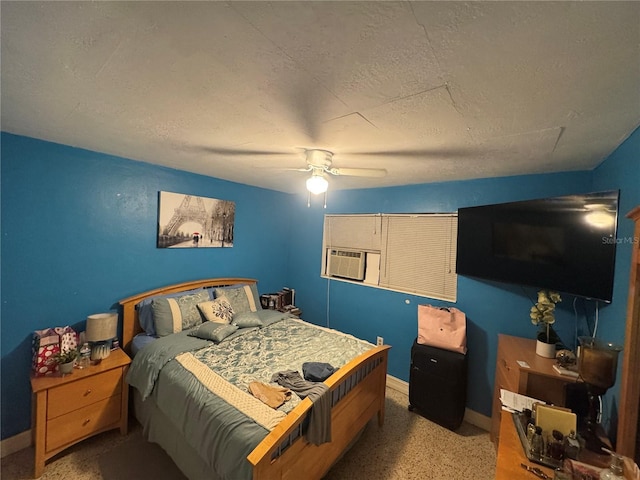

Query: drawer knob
82,419,91,426
84,389,92,396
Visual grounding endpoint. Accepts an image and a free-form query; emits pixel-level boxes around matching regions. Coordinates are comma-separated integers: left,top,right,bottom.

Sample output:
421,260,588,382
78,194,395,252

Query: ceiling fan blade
328,167,387,177
192,146,291,156
356,147,474,157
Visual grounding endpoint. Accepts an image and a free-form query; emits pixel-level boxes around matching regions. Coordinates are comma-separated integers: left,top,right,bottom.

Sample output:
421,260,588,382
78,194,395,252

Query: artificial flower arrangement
530,289,562,344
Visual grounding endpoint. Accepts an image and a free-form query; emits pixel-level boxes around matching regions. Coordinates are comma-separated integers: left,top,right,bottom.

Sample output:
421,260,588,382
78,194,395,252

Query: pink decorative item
31,328,60,376
417,304,467,354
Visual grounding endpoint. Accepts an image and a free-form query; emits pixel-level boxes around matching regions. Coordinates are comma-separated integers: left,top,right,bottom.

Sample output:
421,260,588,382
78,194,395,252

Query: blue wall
287,128,640,423
2,128,638,440
1,133,293,438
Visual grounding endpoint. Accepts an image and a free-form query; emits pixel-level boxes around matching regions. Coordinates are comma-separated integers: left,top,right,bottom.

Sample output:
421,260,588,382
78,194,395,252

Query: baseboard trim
386,374,491,432
1,430,31,458
386,374,409,396
463,408,492,432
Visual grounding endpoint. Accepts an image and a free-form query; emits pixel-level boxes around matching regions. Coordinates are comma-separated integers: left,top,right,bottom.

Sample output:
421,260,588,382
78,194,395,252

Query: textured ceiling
2,1,639,194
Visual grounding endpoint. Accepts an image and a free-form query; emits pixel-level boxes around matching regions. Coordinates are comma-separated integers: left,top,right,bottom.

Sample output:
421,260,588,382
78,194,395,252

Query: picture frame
157,191,235,248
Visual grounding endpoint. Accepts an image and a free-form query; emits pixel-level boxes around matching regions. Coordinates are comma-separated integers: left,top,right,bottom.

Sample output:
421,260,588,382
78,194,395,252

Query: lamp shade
306,173,329,194
85,313,118,342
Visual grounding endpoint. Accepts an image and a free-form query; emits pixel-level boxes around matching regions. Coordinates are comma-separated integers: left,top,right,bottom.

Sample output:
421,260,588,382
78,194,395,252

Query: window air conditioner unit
328,249,366,281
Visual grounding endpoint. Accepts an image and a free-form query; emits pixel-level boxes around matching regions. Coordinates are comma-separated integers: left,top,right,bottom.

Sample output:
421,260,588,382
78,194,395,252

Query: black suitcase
408,339,468,431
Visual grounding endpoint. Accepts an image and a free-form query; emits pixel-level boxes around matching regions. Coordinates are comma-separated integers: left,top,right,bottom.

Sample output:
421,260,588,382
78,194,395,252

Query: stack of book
260,287,297,313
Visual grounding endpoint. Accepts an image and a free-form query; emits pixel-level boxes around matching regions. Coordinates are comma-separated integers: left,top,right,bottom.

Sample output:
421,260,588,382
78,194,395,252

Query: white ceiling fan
296,149,387,195
191,145,389,199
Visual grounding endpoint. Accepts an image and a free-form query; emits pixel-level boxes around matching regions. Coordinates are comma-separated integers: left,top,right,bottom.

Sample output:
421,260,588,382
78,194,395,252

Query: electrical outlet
376,336,384,346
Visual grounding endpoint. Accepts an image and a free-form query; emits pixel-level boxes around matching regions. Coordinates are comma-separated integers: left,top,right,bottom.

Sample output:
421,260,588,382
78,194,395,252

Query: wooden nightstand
30,348,131,478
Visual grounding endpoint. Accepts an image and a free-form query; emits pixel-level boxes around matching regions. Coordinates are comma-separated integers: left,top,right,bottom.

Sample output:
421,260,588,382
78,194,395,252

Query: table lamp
85,313,117,362
577,336,622,452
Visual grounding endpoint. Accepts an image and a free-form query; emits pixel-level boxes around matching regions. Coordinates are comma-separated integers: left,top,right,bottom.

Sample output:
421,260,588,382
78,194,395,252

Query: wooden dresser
30,348,131,478
490,334,579,447
617,205,640,462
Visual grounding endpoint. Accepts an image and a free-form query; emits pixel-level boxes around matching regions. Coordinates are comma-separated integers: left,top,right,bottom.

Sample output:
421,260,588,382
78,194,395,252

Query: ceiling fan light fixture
306,173,329,194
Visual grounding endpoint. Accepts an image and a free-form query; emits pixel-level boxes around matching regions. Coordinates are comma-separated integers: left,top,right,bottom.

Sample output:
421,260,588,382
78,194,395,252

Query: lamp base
90,340,112,361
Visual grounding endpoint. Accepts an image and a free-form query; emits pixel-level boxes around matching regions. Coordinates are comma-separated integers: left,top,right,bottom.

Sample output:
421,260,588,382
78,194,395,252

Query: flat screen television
456,190,619,302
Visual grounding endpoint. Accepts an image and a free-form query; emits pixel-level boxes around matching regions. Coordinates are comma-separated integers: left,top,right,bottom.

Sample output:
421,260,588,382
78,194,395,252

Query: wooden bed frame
119,278,391,480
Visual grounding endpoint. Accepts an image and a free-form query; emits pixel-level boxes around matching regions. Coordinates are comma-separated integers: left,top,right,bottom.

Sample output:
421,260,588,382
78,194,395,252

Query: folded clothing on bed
271,370,331,445
248,382,292,409
302,362,336,382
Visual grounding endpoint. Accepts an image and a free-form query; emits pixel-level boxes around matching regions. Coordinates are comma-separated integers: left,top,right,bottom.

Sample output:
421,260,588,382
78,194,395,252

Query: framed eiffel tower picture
157,191,235,248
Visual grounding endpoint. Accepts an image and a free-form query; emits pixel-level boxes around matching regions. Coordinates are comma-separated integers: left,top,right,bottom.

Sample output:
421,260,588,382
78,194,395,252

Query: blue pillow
188,322,239,342
136,287,212,336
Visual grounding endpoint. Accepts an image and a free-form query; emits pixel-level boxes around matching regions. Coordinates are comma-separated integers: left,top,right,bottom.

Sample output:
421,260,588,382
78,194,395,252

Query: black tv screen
456,190,619,302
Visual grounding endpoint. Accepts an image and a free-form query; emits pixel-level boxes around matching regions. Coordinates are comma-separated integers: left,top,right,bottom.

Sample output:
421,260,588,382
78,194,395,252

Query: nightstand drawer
46,394,121,452
47,368,122,419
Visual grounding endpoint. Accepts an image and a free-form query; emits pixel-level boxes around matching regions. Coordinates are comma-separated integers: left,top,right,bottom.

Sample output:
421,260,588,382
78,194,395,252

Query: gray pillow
254,309,292,326
214,284,260,315
188,322,238,342
136,287,210,336
152,290,210,337
231,311,264,328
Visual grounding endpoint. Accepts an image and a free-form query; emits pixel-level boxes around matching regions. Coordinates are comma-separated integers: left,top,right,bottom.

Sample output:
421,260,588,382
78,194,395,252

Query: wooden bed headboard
118,278,257,354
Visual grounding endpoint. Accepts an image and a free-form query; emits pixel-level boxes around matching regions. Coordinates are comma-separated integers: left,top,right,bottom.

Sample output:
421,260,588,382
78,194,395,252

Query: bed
119,278,390,480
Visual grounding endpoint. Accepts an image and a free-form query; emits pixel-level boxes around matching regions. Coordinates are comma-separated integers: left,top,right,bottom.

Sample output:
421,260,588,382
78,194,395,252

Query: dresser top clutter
491,334,635,478
492,333,578,444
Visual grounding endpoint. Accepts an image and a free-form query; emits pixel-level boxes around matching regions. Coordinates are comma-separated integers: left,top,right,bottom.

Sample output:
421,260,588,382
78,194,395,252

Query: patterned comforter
126,315,373,480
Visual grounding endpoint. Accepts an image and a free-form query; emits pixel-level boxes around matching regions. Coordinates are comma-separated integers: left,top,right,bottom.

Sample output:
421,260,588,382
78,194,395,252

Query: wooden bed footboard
248,345,390,480
119,278,391,480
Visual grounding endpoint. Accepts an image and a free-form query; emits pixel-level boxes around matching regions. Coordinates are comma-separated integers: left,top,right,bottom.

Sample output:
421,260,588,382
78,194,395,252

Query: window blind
323,214,382,251
322,213,457,301
380,215,457,301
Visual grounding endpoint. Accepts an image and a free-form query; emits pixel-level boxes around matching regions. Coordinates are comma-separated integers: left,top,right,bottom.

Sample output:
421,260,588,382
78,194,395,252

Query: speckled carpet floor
1,388,496,479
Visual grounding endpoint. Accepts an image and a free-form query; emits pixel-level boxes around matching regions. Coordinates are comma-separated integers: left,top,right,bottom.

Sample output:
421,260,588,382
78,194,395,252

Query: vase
536,339,556,358
58,361,74,375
